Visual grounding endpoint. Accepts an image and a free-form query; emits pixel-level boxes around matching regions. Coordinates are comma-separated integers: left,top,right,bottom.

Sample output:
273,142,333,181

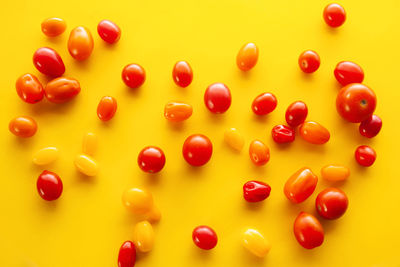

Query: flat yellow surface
1,0,399,266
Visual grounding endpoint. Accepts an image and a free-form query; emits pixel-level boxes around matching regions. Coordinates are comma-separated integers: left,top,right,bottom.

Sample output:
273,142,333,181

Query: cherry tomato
41,17,66,37
355,145,376,167
334,61,364,86
284,167,318,204
37,170,63,201
172,61,193,87
68,26,94,61
164,102,193,122
293,212,324,249
97,20,121,44
9,116,37,138
251,92,277,115
33,47,65,77
192,226,218,250
323,3,346,28
249,140,270,166
122,64,146,89
236,42,259,71
271,125,295,144
299,121,330,145
336,83,376,123
359,114,382,138
137,146,166,173
97,96,117,121
316,188,348,220
183,134,213,166
298,50,320,73
243,181,271,202
285,101,308,127
118,241,136,267
44,77,81,103
15,73,44,104
204,83,231,114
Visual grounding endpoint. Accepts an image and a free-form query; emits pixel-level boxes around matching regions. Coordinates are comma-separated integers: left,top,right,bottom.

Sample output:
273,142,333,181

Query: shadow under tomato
143,171,163,187
236,242,268,266
243,199,266,211
165,120,187,132
251,113,271,125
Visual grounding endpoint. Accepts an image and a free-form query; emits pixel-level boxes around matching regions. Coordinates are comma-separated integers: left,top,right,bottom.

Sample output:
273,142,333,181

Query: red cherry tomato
37,170,63,201
182,134,213,166
336,83,376,123
285,101,308,127
299,121,330,145
249,140,270,166
172,61,193,87
293,212,324,249
298,50,320,73
359,114,382,138
44,77,81,103
284,168,318,204
334,61,364,86
15,73,44,104
355,145,376,167
243,181,271,202
68,26,94,61
33,47,65,77
316,188,348,220
192,226,218,250
9,116,37,138
236,42,259,71
251,92,277,115
122,64,146,89
137,146,166,173
41,17,67,37
118,241,136,267
323,3,346,28
271,125,295,144
97,20,121,44
204,83,231,113
97,96,117,121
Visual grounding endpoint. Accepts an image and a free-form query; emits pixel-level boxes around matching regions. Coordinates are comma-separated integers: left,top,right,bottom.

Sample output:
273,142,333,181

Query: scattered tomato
37,170,63,201
359,114,382,138
138,146,166,173
293,212,324,249
298,50,320,73
320,165,350,182
284,168,318,204
243,181,271,202
9,116,37,138
97,20,121,44
236,42,259,71
97,96,117,121
118,241,136,267
251,92,277,115
355,145,376,167
33,47,65,77
41,17,67,37
68,26,94,60
164,101,193,122
122,64,146,89
299,121,330,144
172,61,193,87
44,77,81,103
15,73,44,103
183,134,213,166
192,226,218,250
204,83,232,113
271,125,295,144
323,3,346,27
285,101,308,127
334,61,364,86
249,140,270,166
316,188,348,220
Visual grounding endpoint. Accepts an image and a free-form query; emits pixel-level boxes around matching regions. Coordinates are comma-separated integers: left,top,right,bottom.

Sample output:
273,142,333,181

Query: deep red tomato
172,61,193,87
118,241,136,267
68,26,94,61
37,170,63,201
293,212,324,249
33,47,65,77
137,146,166,173
336,83,376,123
97,20,121,44
204,83,231,113
122,64,146,89
334,61,364,86
192,225,218,250
271,125,295,144
298,50,320,73
183,134,213,166
243,181,271,202
9,116,37,138
284,168,318,204
316,188,348,220
323,3,346,27
285,101,308,127
355,145,376,167
44,77,81,103
249,140,270,166
251,92,277,115
15,73,44,104
97,96,117,121
359,114,382,138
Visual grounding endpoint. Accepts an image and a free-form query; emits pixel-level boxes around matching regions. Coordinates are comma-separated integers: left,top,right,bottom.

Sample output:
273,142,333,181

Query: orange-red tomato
298,50,320,73
172,61,193,87
236,43,259,71
323,3,346,28
97,96,117,121
284,167,318,203
97,20,121,44
9,116,37,138
44,77,81,103
299,121,330,144
164,102,193,122
41,17,67,37
293,212,324,249
122,64,146,89
315,188,348,220
68,26,94,61
249,140,270,166
15,73,44,104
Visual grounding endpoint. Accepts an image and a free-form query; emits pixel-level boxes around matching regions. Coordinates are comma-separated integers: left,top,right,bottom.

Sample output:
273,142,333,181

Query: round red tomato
37,170,63,201
97,96,117,121
97,20,121,44
243,181,271,202
298,50,320,73
137,146,166,173
118,241,136,267
192,225,218,250
293,212,324,249
285,101,308,127
359,114,382,138
316,188,348,220
251,92,277,115
15,73,44,104
323,3,346,27
172,61,193,87
271,125,295,144
334,61,364,86
122,64,146,89
204,83,231,113
33,47,65,77
355,145,376,167
183,134,213,166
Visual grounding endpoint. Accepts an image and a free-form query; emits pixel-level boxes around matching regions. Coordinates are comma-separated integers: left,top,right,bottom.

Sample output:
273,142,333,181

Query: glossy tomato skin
164,102,193,122
97,96,117,121
118,241,136,267
97,20,121,44
41,18,67,37
334,61,364,86
33,47,65,77
293,212,324,249
15,73,44,103
323,3,346,27
316,188,348,220
44,77,81,103
271,125,295,144
37,170,63,201
122,64,146,89
183,134,213,166
236,42,259,71
243,181,271,202
359,115,382,138
284,168,318,204
299,121,330,145
251,93,277,115
285,101,308,127
9,116,37,138
355,145,376,167
192,226,218,250
172,61,193,87
249,140,270,166
137,146,166,173
68,26,94,61
298,50,320,73
336,83,376,123
204,83,232,113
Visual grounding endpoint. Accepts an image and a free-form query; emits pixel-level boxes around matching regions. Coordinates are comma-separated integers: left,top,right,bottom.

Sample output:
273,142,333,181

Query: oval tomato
236,42,259,71
41,17,67,37
192,226,218,250
204,83,231,114
299,121,330,144
323,3,346,27
97,96,117,121
44,77,81,103
97,20,121,44
251,92,277,115
249,140,270,166
37,170,63,201
359,114,382,138
355,145,376,167
164,102,193,122
118,241,136,267
16,73,44,103
243,181,271,202
271,125,295,144
33,47,65,77
9,116,37,138
316,188,348,220
172,61,193,87
284,168,318,204
334,61,364,86
285,101,308,127
298,50,320,73
68,26,94,60
293,212,324,249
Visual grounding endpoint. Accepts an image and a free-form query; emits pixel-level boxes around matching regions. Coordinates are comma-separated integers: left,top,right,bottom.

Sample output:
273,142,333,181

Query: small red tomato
336,83,376,123
9,116,37,138
118,241,136,267
204,83,232,114
251,92,277,115
37,170,63,201
41,17,67,37
359,114,382,138
323,3,346,28
33,47,65,77
16,73,44,104
355,145,376,167
183,134,213,166
298,50,320,73
271,125,295,144
293,212,324,249
249,140,270,166
334,61,364,86
192,226,218,250
44,77,81,103
299,121,330,145
137,146,166,173
284,168,318,204
122,64,146,89
243,181,271,202
97,96,117,121
97,20,121,44
285,101,308,127
236,42,259,71
316,188,348,220
68,26,94,61
172,61,193,87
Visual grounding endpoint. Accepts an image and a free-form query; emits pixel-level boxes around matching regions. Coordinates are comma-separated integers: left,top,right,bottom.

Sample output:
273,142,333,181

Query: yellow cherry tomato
82,132,98,156
236,42,259,71
321,165,350,182
74,154,98,176
243,229,271,257
224,128,245,151
133,221,155,252
68,26,94,61
33,147,59,165
41,17,67,37
122,188,154,214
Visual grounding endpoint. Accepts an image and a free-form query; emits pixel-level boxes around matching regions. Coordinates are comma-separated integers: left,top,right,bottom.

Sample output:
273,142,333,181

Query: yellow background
1,0,399,266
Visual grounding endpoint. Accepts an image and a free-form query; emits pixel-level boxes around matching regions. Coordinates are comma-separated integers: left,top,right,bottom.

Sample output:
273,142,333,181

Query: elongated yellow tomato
33,147,59,165
243,229,271,257
68,26,94,61
321,165,350,182
74,154,98,176
299,121,330,144
133,221,155,252
224,128,245,151
164,101,193,122
82,132,98,156
236,42,259,71
122,188,154,214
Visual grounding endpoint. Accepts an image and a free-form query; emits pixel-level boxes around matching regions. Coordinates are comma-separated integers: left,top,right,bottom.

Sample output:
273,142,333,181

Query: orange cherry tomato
122,64,146,89
293,212,324,249
284,167,318,204
97,96,117,121
164,102,193,122
15,73,44,104
44,77,81,103
236,43,258,71
9,116,37,138
299,121,330,144
41,17,67,37
172,61,193,87
249,140,270,166
68,26,94,61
